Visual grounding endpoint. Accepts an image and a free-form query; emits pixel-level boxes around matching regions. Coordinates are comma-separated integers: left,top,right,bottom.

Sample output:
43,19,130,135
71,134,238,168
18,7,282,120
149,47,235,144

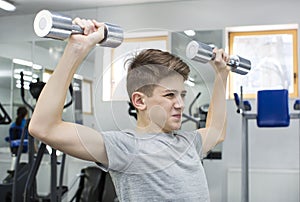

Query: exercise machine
0,96,30,202
20,73,73,202
181,92,208,129
234,86,300,202
0,101,14,202
0,72,72,202
70,166,117,202
0,101,11,125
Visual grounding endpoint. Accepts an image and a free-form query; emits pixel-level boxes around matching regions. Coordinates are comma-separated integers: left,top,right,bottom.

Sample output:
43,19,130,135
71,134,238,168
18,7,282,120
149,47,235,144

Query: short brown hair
126,49,190,100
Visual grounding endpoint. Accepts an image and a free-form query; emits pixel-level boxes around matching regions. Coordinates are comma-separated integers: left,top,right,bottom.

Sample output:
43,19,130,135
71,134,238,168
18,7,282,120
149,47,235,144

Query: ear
131,92,146,111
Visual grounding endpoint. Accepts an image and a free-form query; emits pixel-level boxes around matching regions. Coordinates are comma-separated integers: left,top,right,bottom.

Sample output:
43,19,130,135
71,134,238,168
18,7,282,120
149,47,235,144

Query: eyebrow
164,89,187,94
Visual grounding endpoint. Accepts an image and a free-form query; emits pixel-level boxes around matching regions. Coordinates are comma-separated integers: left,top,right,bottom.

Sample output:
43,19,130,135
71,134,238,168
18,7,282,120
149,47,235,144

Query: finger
214,49,224,62
88,24,105,45
73,17,84,28
73,18,97,35
223,52,230,63
83,19,97,35
92,20,105,28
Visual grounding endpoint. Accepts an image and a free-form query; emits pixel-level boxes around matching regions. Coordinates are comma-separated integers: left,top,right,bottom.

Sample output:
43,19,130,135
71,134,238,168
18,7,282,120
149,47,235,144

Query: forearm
205,70,228,141
199,62,229,154
202,47,230,146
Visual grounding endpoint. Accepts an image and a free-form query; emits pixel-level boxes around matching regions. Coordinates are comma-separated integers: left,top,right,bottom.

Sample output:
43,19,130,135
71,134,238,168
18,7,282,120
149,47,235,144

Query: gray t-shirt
97,129,210,202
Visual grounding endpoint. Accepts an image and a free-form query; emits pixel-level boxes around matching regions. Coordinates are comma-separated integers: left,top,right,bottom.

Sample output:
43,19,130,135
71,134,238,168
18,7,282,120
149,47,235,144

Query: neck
136,119,175,134
136,119,162,133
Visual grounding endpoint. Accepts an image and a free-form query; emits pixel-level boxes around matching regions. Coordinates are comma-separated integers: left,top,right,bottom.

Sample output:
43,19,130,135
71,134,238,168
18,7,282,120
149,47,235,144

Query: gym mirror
0,56,12,147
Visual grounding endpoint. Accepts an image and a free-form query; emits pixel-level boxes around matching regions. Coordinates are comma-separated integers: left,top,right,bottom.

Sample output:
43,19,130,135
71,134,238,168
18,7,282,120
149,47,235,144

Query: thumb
89,25,105,45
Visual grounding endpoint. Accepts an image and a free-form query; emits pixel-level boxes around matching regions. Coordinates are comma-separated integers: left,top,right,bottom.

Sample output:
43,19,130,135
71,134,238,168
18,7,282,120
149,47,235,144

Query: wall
0,0,299,201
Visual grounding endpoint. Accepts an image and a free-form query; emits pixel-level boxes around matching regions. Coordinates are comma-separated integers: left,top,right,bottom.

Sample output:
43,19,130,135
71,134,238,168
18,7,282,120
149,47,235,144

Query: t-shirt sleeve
96,130,137,172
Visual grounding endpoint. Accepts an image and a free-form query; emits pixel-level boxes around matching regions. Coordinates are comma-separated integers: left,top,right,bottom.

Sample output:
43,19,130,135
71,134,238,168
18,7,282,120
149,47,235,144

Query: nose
174,95,185,110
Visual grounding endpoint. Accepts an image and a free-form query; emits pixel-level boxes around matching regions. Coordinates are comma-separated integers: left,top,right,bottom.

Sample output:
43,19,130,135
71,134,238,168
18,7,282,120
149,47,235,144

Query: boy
29,18,229,201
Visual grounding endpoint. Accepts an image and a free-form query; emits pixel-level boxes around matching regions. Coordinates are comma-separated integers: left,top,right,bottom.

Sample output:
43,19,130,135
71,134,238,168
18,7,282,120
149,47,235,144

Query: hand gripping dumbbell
33,10,123,48
186,40,251,75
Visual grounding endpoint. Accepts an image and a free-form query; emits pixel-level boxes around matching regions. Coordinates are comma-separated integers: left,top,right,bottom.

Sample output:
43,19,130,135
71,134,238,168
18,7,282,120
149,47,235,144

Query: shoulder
21,119,27,127
10,122,16,128
102,129,136,140
101,130,137,151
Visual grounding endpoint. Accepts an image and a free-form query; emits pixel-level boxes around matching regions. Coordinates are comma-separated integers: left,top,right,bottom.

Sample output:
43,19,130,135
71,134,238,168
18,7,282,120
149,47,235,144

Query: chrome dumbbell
33,10,123,48
186,40,251,75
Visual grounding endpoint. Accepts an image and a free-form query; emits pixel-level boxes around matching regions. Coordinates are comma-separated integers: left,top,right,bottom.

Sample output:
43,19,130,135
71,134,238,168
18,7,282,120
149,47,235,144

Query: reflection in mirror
0,39,67,147
0,56,12,147
171,30,223,159
12,60,43,113
0,40,36,147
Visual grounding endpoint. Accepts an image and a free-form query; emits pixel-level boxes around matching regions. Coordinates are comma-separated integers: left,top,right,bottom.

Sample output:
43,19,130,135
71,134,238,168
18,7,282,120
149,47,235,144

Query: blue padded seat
10,139,28,148
257,89,290,127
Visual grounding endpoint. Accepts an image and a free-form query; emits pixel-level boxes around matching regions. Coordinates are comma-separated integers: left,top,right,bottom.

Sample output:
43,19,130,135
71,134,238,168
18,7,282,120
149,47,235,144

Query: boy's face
143,74,186,133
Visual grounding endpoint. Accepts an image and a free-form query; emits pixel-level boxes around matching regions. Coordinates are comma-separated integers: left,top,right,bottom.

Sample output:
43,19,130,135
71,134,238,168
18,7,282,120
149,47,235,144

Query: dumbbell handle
64,22,123,48
33,10,123,48
186,40,251,75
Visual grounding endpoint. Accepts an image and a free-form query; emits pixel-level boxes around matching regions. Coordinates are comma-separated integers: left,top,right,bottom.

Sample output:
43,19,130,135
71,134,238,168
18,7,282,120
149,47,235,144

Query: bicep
197,128,207,155
43,122,108,165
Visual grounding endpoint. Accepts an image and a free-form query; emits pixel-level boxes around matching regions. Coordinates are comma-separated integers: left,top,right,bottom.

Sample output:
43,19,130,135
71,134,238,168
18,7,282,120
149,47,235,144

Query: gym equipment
182,92,206,128
0,113,29,201
34,9,124,48
0,72,72,202
186,40,251,75
128,102,137,120
0,101,11,125
70,166,117,202
257,90,290,127
21,74,73,202
234,87,300,202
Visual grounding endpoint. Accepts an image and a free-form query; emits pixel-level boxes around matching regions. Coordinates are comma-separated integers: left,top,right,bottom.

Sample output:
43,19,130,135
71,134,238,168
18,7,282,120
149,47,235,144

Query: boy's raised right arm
29,18,108,165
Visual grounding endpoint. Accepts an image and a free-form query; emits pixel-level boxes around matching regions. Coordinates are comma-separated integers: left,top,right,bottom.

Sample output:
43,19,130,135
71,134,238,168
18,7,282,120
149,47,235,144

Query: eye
181,93,186,99
164,93,175,98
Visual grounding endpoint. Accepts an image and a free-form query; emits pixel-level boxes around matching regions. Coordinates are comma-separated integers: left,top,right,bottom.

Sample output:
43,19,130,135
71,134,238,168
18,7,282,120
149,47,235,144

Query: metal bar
241,113,256,202
243,113,257,119
57,153,66,201
24,143,46,202
290,113,300,119
241,114,249,202
51,148,57,202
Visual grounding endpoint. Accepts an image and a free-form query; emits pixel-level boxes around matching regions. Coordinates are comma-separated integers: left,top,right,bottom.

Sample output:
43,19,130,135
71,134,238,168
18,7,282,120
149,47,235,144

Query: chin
167,124,181,132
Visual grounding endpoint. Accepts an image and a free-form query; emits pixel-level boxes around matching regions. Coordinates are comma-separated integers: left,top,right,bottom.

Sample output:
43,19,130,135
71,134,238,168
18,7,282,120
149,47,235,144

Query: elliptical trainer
6,71,73,202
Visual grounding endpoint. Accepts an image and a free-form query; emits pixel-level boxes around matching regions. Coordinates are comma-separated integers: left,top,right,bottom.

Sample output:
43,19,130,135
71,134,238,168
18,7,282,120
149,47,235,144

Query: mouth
172,114,182,119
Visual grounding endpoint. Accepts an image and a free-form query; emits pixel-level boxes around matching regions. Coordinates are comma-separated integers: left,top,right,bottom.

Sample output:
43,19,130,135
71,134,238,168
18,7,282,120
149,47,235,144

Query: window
227,24,298,98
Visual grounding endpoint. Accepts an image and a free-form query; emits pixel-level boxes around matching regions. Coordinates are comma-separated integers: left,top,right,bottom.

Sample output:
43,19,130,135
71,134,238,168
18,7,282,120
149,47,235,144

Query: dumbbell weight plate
34,10,73,39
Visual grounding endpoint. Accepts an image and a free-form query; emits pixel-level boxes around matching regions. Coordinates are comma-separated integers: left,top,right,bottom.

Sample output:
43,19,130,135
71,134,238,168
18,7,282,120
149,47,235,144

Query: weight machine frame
235,87,300,202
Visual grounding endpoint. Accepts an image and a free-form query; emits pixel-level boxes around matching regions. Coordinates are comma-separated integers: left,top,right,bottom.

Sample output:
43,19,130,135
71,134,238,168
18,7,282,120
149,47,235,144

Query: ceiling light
32,64,42,70
13,58,43,70
184,30,196,37
0,0,16,11
13,58,33,67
